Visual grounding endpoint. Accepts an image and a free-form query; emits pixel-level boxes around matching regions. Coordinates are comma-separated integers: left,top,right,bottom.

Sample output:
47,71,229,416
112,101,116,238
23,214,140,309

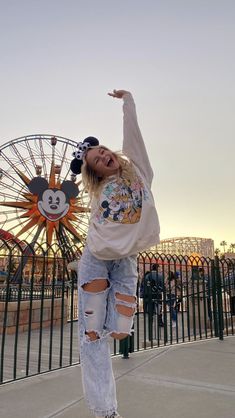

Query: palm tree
215,248,220,256
230,243,235,253
220,241,227,253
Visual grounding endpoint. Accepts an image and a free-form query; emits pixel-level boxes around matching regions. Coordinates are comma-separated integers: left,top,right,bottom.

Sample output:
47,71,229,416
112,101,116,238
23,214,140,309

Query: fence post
119,336,129,358
211,260,218,337
215,256,224,341
119,322,134,358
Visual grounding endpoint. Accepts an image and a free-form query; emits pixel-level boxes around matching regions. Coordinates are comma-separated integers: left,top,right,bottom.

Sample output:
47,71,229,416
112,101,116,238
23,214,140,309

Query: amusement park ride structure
0,134,90,262
155,236,215,258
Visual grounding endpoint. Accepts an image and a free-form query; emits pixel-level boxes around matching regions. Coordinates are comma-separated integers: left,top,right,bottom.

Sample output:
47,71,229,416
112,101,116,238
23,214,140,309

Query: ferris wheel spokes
0,134,89,255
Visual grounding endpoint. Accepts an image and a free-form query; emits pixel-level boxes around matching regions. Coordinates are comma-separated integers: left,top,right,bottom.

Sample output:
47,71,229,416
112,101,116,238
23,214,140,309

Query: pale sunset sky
0,0,234,249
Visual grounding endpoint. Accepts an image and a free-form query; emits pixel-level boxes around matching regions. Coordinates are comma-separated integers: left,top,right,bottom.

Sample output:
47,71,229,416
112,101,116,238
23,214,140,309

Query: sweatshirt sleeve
122,93,154,185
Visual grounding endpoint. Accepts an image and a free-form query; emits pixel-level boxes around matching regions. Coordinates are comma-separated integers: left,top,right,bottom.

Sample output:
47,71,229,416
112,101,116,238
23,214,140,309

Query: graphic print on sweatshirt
96,176,148,224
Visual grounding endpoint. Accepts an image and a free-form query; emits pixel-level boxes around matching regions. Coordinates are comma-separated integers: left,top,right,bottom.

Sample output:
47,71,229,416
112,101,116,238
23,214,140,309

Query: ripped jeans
78,246,137,417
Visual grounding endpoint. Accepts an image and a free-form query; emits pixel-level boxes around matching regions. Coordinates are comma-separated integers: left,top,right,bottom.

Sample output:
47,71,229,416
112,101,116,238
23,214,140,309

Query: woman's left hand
108,89,130,99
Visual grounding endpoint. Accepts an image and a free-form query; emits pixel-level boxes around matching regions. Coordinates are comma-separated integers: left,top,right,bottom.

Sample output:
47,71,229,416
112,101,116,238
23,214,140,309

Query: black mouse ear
61,181,79,198
70,158,83,175
83,136,99,146
28,177,48,195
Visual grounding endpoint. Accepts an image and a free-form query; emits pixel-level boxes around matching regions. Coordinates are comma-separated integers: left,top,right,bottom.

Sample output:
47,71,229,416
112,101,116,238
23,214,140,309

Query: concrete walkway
1,337,235,418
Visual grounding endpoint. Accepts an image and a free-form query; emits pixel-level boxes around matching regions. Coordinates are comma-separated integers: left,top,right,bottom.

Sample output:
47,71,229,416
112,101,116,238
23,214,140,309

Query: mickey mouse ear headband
70,136,99,175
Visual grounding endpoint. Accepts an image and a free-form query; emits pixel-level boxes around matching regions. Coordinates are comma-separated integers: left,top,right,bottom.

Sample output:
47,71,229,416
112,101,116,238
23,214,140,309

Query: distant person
140,264,164,326
198,267,212,320
70,89,160,418
167,271,180,326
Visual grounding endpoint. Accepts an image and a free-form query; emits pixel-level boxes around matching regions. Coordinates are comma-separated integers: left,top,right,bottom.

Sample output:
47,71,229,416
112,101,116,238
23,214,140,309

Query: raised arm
108,89,154,184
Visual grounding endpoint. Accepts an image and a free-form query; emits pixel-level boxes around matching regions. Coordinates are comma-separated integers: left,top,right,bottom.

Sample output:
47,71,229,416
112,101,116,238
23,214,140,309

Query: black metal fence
0,239,234,384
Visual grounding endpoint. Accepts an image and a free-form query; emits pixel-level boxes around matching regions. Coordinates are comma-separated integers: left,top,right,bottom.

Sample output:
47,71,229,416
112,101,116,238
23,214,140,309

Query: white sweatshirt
86,93,160,260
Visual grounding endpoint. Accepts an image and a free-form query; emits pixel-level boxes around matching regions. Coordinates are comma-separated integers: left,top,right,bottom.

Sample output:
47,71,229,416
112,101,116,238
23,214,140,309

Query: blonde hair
81,146,136,199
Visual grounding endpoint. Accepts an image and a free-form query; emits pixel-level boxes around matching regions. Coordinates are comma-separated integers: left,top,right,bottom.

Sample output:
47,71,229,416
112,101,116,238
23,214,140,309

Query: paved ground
1,336,235,418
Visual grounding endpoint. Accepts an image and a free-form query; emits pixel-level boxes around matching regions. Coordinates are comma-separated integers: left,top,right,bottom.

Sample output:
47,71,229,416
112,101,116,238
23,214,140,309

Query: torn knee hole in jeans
115,293,136,317
85,310,94,317
84,311,100,340
116,304,135,317
112,305,135,337
85,330,100,341
115,292,136,303
81,278,109,293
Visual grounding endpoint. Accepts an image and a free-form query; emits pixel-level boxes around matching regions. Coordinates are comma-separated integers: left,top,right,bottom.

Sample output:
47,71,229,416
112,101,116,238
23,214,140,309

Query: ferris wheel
0,134,90,258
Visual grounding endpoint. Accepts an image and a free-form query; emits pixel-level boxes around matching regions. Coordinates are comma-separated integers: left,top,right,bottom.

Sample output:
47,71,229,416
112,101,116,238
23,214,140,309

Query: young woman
70,89,160,418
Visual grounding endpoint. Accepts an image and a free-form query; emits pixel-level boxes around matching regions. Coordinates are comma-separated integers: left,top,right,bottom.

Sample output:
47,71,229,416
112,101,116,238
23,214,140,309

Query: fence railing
0,284,65,301
0,239,234,384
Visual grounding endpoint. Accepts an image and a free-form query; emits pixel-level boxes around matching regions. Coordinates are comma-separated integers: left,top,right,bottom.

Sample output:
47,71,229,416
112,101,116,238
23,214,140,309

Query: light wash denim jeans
78,246,137,417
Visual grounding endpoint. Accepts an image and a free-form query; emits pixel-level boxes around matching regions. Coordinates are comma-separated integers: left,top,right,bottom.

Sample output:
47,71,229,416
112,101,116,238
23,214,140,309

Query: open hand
108,89,130,99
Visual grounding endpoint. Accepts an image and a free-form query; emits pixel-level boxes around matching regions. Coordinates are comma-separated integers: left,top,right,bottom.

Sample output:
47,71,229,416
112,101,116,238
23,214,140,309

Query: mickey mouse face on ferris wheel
28,177,79,222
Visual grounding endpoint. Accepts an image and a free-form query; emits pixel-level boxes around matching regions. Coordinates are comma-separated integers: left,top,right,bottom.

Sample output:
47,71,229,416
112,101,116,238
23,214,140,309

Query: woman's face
85,147,120,177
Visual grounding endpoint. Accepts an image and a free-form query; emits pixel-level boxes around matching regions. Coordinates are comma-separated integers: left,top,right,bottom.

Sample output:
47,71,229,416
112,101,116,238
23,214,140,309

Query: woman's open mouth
105,156,114,167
